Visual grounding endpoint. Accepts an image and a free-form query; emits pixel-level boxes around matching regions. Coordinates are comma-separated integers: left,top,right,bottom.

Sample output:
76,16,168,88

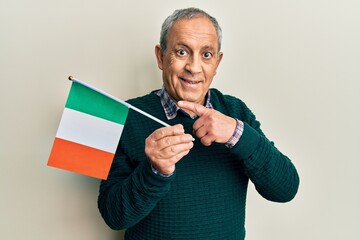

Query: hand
177,101,236,146
145,124,194,175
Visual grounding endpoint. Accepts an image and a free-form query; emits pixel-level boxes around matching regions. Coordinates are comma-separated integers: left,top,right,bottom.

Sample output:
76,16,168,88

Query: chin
182,97,201,104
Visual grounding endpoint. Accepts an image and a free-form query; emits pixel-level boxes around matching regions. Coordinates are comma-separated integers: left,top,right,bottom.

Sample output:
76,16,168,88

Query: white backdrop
1,0,359,239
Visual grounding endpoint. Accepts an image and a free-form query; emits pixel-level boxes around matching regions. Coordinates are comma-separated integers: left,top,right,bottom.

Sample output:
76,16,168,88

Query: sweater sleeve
97,146,175,230
230,112,299,202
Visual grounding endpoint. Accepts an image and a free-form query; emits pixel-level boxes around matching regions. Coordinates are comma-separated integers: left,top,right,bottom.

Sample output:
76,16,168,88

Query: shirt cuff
225,119,244,148
151,164,175,178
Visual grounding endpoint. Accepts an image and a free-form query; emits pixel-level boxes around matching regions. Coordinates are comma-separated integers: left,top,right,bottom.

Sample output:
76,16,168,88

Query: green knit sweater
98,88,299,240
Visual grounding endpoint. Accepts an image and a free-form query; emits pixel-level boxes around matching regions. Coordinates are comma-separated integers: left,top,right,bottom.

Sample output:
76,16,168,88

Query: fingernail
177,126,185,134
186,135,195,141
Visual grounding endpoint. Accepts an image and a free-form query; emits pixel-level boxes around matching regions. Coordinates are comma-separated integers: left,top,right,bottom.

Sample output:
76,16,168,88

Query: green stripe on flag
65,82,129,125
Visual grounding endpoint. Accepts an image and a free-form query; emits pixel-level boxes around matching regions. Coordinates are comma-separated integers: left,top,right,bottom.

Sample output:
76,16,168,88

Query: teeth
181,78,197,84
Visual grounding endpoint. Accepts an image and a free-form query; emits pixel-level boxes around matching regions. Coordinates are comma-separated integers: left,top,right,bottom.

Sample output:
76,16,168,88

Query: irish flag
48,79,129,180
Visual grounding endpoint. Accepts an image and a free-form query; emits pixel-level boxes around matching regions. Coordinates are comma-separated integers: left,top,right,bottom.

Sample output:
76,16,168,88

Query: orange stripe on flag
48,138,114,180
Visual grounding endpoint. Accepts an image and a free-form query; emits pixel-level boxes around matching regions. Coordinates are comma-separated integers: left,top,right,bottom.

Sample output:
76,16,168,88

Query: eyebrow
174,42,190,49
174,42,216,52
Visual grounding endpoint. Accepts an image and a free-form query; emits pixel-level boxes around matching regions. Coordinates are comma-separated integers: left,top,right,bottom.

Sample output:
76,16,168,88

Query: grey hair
160,7,222,55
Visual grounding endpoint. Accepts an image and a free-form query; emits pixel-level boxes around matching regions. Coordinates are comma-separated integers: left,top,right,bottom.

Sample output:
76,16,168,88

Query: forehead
167,16,218,50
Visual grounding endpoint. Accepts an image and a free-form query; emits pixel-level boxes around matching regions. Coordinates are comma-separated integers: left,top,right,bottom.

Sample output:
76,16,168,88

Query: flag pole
68,76,170,127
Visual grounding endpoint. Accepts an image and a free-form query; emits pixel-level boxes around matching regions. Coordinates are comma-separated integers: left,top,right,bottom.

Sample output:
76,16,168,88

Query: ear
155,44,164,70
214,52,223,75
216,52,223,68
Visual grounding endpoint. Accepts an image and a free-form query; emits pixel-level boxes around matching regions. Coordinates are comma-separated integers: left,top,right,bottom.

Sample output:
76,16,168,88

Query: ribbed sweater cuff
230,122,261,160
140,161,176,190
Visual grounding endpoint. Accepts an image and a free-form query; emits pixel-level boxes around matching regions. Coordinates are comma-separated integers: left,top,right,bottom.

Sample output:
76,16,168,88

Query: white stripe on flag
56,108,123,153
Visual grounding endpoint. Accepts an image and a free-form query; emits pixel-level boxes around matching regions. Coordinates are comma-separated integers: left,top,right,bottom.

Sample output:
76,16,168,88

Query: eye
203,51,213,59
176,49,187,56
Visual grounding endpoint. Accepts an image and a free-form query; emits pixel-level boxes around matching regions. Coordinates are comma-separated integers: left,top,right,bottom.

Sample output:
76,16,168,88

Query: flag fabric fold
48,81,129,180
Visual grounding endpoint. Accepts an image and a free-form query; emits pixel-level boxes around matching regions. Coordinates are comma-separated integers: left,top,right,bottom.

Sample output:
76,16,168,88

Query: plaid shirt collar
155,86,213,120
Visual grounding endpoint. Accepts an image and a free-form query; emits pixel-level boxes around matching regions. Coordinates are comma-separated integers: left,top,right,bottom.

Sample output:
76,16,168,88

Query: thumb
177,101,208,116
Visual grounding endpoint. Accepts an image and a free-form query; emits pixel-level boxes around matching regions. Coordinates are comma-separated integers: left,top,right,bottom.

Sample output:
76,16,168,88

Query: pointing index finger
177,101,208,117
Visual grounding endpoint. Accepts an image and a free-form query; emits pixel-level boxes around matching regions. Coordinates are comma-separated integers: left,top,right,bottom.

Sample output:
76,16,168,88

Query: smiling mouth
180,77,200,85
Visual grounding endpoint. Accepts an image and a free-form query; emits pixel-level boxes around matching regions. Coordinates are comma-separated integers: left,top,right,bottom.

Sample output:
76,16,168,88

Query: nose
185,55,202,75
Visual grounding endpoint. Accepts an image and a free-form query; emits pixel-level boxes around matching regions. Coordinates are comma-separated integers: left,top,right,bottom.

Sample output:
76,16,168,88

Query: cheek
205,63,218,77
168,56,186,72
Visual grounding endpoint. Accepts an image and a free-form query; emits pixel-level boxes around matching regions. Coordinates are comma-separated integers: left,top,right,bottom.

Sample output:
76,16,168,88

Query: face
155,16,223,106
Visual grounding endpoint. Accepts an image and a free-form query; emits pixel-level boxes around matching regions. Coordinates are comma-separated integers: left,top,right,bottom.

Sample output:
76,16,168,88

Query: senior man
98,7,299,240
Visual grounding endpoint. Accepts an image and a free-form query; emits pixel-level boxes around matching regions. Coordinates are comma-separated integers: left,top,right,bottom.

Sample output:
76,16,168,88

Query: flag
47,80,129,180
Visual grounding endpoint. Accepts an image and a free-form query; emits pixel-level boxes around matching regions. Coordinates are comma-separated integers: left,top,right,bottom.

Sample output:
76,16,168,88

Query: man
98,7,299,240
